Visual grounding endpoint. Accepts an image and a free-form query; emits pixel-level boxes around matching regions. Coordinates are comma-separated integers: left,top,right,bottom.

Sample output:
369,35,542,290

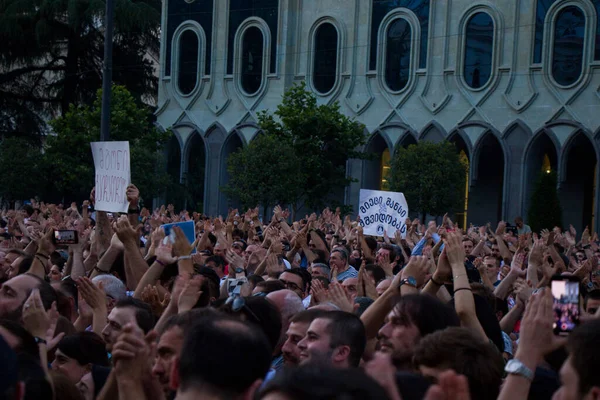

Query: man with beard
297,311,365,368
0,273,57,322
376,294,460,369
281,309,327,366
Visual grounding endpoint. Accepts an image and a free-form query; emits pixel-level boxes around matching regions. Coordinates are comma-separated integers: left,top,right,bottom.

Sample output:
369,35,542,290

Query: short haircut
16,255,34,276
160,308,222,335
286,267,312,293
312,249,328,265
313,275,330,289
312,263,331,277
260,364,389,400
365,264,385,284
318,311,366,367
248,274,264,287
255,280,286,294
56,332,110,367
178,316,271,397
380,243,398,261
331,248,348,262
0,319,39,361
483,255,501,268
25,273,57,311
569,319,600,396
205,255,226,270
414,327,504,400
289,309,329,325
115,298,155,333
92,274,126,300
364,236,378,252
450,293,504,353
392,294,460,338
585,289,600,307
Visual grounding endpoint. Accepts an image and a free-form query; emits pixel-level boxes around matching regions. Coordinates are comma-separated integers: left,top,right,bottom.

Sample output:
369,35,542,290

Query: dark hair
220,296,282,351
16,256,34,276
56,332,109,367
364,236,378,253
289,309,328,325
248,274,264,287
161,308,222,335
207,232,217,247
483,254,501,268
569,319,600,396
450,293,504,353
0,319,39,360
392,294,460,338
205,255,226,271
313,276,330,289
414,327,504,400
365,264,386,284
255,280,286,294
319,311,366,367
178,316,271,397
49,370,85,400
380,243,398,261
115,298,154,333
286,268,312,293
310,229,329,251
585,289,600,308
312,249,328,265
260,365,389,400
331,248,348,262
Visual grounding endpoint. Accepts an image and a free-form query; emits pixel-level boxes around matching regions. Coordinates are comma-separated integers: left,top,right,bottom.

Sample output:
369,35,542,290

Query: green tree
223,133,305,218
0,136,43,205
255,82,368,214
45,85,172,204
0,0,160,136
528,171,563,233
388,141,466,221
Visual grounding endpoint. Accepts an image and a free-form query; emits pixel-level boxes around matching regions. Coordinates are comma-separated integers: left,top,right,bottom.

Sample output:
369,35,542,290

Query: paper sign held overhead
91,141,131,213
358,189,409,238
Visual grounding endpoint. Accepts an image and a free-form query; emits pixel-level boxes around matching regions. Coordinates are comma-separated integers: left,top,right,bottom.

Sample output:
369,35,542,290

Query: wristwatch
505,359,534,381
34,337,47,345
399,276,417,288
235,267,244,274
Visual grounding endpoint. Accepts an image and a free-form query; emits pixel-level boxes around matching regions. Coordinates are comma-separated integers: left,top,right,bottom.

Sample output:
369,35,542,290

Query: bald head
267,290,305,325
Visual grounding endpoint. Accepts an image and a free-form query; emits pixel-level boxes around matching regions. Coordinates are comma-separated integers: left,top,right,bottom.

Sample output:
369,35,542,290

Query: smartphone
551,276,580,336
54,230,78,245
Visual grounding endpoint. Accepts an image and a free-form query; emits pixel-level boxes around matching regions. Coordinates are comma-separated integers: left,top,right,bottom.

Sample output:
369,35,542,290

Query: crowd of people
2,184,600,400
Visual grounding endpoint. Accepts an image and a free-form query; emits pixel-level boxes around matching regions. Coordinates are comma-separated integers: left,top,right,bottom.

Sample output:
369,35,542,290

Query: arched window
385,19,412,92
463,12,494,89
313,23,338,94
552,6,585,86
177,30,200,95
241,27,264,95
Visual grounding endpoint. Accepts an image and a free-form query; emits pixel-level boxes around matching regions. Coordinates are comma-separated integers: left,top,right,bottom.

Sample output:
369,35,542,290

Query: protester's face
342,278,358,300
76,371,97,400
206,261,222,275
376,279,391,297
552,356,587,400
310,266,328,278
8,255,27,280
329,252,346,271
483,257,499,281
377,308,420,357
244,245,259,264
282,321,310,366
586,298,600,315
52,349,89,384
101,306,136,352
351,249,361,260
491,245,500,257
49,265,62,281
232,242,244,256
214,244,225,257
298,318,334,365
152,326,184,394
376,248,391,264
279,272,304,298
515,219,523,228
462,240,474,256
0,274,38,321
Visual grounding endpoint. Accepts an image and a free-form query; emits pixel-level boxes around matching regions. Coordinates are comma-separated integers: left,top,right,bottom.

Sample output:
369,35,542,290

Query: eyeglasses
280,279,301,292
226,295,261,323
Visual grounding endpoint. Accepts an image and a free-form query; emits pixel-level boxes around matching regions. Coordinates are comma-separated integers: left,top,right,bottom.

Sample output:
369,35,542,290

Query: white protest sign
358,189,409,237
91,141,131,213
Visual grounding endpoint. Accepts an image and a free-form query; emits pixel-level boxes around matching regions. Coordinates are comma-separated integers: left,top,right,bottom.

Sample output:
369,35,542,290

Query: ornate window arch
171,21,206,97
233,18,271,97
463,12,494,89
308,18,343,96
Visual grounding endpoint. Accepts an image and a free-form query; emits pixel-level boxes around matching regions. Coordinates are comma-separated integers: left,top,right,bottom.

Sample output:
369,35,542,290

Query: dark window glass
464,12,494,89
229,0,278,74
385,18,412,91
313,23,338,94
166,1,213,76
535,0,600,62
241,27,264,94
178,30,199,95
370,0,430,70
552,6,585,86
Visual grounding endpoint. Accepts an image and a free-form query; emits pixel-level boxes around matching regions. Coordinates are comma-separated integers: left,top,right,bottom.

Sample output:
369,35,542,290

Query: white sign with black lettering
358,189,409,237
91,141,131,213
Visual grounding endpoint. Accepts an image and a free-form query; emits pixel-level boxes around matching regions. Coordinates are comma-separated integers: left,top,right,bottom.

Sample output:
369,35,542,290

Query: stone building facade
157,0,600,232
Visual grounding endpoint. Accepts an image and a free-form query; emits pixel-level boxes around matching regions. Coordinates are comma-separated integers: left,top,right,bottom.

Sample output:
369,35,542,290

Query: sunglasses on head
226,295,261,324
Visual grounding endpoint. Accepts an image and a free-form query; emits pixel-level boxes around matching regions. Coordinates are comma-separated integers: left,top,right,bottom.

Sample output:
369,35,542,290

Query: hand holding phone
54,230,78,245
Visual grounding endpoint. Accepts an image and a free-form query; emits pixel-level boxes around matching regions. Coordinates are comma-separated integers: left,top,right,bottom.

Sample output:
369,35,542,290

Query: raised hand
114,215,140,247
77,277,107,312
510,251,527,278
423,370,472,400
495,221,506,236
141,285,170,316
401,255,430,288
178,275,204,313
327,281,355,313
126,184,140,209
22,289,53,338
172,226,196,257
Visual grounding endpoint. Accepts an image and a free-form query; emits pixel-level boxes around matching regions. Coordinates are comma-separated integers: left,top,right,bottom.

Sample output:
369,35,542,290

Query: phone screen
54,230,78,245
552,278,580,335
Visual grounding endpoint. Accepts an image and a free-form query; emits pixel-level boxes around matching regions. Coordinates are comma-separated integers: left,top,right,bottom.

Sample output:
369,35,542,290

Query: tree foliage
252,82,368,212
223,134,304,213
388,141,466,219
0,0,160,136
528,171,563,233
44,85,172,204
0,136,44,205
